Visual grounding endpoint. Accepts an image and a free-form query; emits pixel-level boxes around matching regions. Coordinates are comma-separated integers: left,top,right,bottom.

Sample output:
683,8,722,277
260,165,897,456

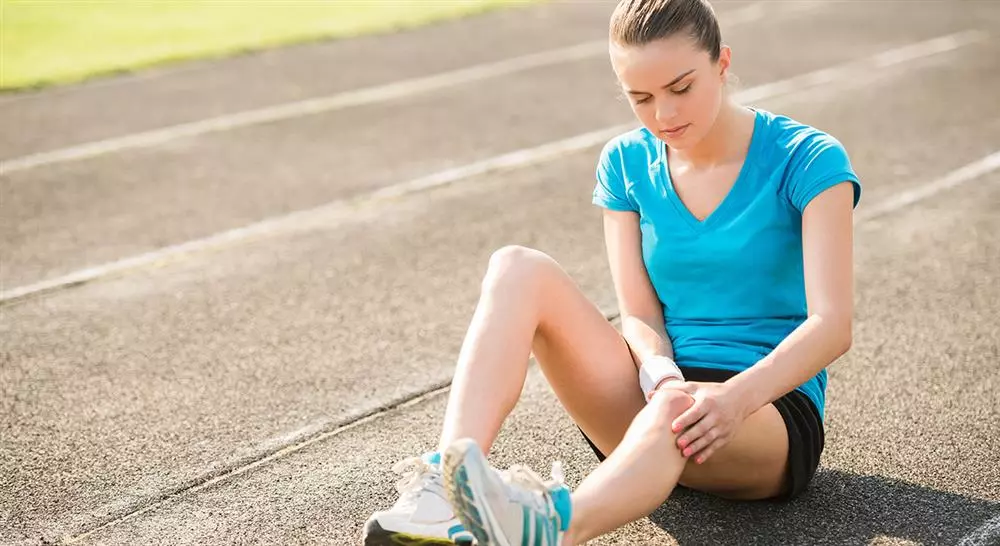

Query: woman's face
610,35,730,150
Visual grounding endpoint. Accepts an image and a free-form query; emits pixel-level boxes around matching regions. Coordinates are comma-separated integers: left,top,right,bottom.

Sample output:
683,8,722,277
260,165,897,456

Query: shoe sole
361,518,472,546
442,439,511,546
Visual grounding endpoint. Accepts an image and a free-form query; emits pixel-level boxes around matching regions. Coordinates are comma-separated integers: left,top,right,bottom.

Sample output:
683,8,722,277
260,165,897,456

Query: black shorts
579,366,824,501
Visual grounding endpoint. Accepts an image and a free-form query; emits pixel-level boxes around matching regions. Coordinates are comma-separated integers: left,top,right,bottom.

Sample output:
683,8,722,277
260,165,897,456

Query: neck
670,100,751,168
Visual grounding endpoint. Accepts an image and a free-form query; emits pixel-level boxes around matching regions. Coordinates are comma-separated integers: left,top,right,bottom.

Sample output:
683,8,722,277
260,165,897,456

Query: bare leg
563,390,691,544
438,245,644,456
436,246,545,453
437,246,789,544
564,394,792,544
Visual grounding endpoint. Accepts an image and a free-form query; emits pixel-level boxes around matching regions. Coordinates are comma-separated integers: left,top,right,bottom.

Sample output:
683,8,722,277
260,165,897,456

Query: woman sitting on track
363,0,861,544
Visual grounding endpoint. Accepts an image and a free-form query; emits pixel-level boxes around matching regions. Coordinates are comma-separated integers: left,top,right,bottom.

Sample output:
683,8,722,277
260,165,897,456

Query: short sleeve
592,140,638,212
786,133,862,213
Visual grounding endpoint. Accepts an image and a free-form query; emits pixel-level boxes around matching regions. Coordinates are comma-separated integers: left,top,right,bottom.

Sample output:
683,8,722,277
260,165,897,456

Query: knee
645,389,695,433
482,245,553,293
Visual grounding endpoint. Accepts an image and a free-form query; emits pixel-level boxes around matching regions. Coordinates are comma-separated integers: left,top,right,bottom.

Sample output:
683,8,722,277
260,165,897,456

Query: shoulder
754,110,860,210
757,109,849,162
593,127,660,211
599,126,661,166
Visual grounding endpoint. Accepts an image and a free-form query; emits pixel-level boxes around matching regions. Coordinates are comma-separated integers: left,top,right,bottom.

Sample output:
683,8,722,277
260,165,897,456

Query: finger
694,443,719,465
693,431,732,464
672,400,708,433
676,418,713,451
680,428,717,459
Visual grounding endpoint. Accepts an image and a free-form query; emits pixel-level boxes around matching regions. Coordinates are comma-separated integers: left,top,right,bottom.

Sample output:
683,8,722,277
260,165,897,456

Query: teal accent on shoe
535,510,551,546
520,505,552,546
521,506,531,546
455,466,485,531
448,523,466,538
423,451,442,466
550,483,572,532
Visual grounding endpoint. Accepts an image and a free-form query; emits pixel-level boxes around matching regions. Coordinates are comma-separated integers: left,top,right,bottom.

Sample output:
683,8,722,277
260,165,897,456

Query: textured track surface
2,1,998,544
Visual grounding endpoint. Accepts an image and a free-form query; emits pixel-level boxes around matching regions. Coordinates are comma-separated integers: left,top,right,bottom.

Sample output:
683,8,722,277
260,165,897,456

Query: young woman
363,0,860,544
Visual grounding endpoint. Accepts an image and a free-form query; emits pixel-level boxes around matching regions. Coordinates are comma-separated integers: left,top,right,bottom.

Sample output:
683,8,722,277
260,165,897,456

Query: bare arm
729,182,856,413
602,209,674,369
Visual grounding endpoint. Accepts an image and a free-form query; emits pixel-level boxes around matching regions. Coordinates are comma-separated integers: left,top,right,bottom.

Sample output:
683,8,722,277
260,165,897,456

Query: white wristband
638,356,684,401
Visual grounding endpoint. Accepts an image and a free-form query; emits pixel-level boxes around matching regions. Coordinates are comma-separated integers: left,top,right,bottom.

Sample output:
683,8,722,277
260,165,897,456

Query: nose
655,98,677,125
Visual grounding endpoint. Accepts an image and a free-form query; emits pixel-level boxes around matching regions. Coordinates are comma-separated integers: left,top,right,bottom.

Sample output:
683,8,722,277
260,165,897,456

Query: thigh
677,402,790,500
521,249,647,459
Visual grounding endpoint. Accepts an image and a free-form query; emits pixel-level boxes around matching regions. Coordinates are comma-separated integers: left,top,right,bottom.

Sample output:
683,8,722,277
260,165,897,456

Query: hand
659,381,749,464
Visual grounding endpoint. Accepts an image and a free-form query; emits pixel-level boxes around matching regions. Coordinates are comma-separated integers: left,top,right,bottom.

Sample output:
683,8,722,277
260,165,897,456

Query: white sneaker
361,452,475,545
442,439,572,546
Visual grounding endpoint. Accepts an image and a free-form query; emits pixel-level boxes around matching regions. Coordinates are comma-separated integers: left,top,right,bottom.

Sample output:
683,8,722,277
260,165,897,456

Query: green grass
1,0,535,90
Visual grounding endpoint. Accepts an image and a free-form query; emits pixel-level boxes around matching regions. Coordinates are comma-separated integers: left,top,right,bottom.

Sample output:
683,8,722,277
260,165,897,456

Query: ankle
561,495,595,545
561,525,581,546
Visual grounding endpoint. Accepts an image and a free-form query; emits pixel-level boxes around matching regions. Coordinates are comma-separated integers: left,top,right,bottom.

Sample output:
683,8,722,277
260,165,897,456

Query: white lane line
60,381,454,545
0,3,787,110
739,30,986,104
0,31,987,306
857,151,1000,223
0,4,772,175
0,42,592,174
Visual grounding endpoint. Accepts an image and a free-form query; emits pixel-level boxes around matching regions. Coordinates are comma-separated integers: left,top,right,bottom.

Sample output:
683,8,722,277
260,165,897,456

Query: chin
658,132,699,150
660,136,688,149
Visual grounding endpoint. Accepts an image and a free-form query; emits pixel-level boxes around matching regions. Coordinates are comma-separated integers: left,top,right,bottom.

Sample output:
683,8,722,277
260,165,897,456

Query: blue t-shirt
592,108,861,419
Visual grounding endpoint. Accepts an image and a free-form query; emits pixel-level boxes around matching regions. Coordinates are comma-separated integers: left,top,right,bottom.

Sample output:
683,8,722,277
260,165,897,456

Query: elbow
839,330,853,357
816,311,852,357
835,317,853,357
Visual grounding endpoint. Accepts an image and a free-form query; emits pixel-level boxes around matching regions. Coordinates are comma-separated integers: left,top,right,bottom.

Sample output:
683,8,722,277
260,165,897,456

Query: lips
661,124,690,137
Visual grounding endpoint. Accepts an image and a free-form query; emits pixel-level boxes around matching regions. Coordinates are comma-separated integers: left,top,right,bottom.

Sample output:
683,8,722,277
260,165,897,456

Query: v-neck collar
659,108,763,232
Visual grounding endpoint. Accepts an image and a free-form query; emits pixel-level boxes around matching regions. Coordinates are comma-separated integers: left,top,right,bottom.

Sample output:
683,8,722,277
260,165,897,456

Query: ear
718,45,732,81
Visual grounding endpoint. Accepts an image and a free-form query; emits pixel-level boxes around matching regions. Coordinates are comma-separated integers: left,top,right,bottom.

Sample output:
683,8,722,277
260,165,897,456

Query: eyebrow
625,69,696,95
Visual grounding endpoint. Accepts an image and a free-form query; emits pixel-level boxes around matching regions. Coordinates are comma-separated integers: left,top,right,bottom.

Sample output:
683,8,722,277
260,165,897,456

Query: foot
442,439,572,546
361,452,475,545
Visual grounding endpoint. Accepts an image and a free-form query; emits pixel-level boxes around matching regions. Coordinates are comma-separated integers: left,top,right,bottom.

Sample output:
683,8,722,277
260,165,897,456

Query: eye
634,95,652,104
672,83,693,95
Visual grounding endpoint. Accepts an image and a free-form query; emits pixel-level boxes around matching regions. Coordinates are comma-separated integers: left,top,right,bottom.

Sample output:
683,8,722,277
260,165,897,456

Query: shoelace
500,461,565,517
392,457,445,500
